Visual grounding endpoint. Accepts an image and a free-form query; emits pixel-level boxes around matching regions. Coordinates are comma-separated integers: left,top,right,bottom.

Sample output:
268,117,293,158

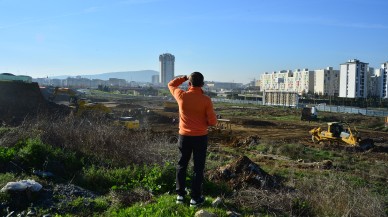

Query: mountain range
50,70,159,82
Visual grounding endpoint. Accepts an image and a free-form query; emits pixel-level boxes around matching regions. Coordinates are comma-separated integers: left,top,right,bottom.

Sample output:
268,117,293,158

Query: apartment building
339,59,368,98
380,61,388,98
152,75,159,84
108,78,127,87
314,67,339,96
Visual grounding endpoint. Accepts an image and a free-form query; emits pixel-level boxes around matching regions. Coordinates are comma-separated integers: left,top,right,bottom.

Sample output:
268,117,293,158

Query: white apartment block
159,53,175,86
261,70,293,92
368,68,380,97
260,68,314,95
314,67,340,96
380,61,388,98
293,68,314,95
339,59,368,98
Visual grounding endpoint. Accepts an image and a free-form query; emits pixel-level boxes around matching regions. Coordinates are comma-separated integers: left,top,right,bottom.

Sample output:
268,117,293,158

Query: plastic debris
1,180,42,192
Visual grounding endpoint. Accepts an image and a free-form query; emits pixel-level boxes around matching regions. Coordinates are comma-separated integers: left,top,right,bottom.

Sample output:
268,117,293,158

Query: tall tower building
339,59,368,98
159,53,175,85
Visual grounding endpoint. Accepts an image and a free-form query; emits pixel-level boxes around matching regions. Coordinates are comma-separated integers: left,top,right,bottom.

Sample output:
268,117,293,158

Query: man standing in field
168,72,217,207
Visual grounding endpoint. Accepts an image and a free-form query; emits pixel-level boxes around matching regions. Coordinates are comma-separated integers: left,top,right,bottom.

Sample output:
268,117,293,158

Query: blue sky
0,0,387,83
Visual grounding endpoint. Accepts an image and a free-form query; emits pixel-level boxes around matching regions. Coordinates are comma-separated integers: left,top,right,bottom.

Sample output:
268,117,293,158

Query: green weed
108,195,228,217
0,146,16,165
0,127,12,137
79,163,175,194
67,197,110,215
0,173,16,203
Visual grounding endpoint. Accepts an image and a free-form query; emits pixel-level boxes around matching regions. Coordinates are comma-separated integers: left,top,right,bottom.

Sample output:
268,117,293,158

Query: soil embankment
0,81,69,124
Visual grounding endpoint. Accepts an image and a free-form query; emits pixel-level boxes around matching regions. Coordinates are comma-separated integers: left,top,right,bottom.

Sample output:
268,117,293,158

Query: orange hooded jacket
168,77,217,136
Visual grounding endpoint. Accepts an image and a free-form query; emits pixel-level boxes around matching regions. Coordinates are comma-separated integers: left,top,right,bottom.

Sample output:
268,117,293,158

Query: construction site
1,80,388,216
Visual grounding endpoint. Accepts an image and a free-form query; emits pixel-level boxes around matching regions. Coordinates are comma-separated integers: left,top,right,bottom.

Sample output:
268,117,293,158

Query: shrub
16,138,82,177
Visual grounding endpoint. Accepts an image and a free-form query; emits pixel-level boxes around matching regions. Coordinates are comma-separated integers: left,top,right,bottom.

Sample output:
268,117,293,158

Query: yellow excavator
49,87,111,115
114,116,140,129
309,122,374,150
48,87,79,106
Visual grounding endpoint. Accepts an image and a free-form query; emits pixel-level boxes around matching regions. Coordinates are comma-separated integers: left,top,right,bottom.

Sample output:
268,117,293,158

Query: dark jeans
176,134,208,200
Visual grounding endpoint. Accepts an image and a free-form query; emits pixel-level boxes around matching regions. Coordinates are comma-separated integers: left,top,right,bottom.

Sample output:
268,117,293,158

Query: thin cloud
0,7,100,30
84,6,100,13
325,21,388,29
255,15,388,29
119,0,161,4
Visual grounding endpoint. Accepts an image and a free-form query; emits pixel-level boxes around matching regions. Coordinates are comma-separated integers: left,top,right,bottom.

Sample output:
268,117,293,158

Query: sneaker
176,195,184,204
190,196,205,207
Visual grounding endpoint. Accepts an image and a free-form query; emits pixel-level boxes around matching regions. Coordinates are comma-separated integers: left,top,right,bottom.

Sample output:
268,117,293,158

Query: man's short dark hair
189,72,204,87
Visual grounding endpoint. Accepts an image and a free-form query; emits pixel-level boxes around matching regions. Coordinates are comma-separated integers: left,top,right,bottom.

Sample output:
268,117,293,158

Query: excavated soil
207,155,279,190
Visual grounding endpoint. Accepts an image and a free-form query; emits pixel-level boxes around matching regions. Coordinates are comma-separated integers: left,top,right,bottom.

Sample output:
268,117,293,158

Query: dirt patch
207,155,278,190
241,120,277,127
147,110,177,124
228,135,260,147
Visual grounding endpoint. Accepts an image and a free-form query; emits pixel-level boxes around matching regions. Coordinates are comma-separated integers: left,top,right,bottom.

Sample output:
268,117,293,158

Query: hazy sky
1,0,387,83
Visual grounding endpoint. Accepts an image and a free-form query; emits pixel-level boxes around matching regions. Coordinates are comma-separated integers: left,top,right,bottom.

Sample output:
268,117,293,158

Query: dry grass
296,174,386,217
231,173,386,217
231,188,310,216
0,113,177,166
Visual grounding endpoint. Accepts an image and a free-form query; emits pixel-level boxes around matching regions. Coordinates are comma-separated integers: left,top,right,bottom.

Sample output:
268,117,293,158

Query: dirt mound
0,81,70,125
207,156,278,190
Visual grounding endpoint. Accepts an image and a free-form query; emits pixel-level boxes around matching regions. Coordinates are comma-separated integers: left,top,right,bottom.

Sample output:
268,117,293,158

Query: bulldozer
309,122,374,150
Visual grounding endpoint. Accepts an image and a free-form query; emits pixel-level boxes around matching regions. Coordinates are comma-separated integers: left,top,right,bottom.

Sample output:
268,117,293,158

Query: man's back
168,76,217,136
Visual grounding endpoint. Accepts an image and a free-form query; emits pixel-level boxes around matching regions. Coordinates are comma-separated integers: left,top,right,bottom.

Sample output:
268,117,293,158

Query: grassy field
0,96,387,216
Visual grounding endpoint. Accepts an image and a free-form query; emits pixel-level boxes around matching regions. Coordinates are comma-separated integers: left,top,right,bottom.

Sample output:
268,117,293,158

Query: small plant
291,198,312,216
276,143,306,160
66,197,110,215
0,127,11,137
0,146,16,165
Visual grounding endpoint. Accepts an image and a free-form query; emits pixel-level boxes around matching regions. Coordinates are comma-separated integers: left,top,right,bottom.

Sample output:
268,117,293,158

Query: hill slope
50,70,159,82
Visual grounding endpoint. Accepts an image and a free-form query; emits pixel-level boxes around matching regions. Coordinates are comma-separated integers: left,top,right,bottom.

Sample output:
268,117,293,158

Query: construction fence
315,104,388,117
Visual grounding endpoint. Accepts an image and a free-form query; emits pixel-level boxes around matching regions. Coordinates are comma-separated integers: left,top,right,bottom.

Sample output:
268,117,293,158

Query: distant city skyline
0,0,387,84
